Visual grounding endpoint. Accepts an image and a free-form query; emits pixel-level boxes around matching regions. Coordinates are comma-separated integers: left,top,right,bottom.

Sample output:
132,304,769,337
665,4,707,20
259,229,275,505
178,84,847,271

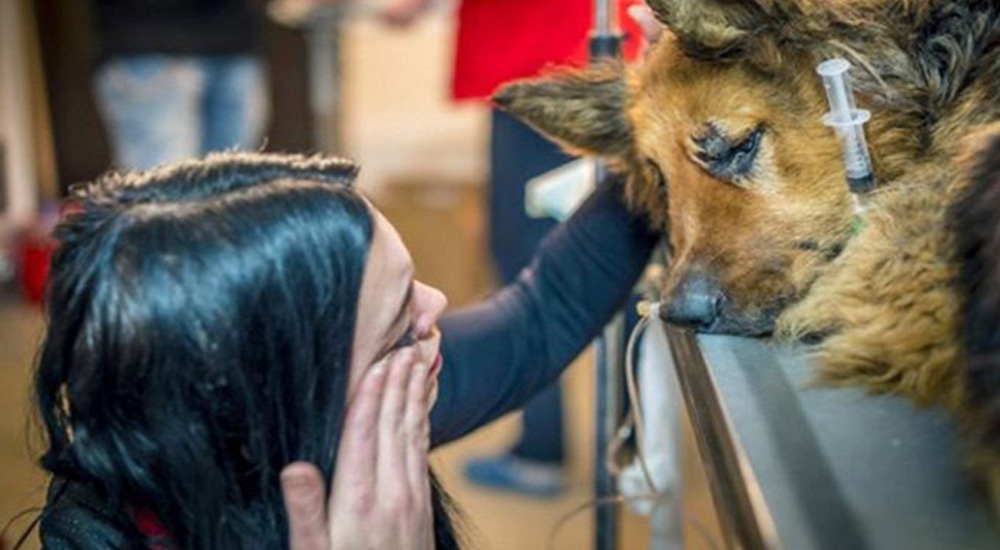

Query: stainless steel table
662,323,1000,550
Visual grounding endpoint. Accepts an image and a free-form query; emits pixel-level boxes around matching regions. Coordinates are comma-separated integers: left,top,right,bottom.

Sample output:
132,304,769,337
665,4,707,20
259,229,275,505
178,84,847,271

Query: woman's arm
430,175,660,447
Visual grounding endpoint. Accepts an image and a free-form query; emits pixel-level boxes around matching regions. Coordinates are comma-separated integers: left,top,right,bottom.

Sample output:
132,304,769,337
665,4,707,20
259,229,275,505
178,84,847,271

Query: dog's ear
492,62,633,158
646,0,819,69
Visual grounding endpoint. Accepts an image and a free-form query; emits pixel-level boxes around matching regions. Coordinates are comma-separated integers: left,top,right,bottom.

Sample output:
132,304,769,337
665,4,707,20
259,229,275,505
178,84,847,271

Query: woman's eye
393,325,418,350
694,124,765,182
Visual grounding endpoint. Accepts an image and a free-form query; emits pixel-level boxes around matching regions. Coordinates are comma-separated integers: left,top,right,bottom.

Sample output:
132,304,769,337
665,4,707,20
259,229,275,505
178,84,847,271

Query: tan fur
776,175,964,409
629,38,857,329
784,124,1000,409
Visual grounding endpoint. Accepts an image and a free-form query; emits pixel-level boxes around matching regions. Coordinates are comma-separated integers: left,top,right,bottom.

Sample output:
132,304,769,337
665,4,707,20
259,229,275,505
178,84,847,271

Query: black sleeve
430,175,660,447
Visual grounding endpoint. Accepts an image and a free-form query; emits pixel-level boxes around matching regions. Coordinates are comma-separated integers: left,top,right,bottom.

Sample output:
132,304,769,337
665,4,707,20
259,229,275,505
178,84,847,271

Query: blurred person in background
381,0,642,497
90,0,339,171
90,0,355,172
89,0,272,170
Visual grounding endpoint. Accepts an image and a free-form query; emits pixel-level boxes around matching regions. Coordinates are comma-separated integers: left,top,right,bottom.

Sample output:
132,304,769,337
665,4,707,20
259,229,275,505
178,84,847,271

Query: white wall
341,12,488,198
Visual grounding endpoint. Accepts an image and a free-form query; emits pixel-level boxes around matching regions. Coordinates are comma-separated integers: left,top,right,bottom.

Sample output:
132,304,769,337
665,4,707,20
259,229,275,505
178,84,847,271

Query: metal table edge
662,324,781,550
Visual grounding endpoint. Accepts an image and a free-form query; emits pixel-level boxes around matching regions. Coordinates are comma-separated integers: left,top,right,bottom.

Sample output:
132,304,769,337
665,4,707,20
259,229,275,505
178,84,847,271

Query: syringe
817,58,875,198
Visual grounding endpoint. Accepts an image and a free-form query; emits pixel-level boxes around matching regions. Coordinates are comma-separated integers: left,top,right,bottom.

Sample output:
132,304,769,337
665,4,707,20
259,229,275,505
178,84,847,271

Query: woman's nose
413,281,448,337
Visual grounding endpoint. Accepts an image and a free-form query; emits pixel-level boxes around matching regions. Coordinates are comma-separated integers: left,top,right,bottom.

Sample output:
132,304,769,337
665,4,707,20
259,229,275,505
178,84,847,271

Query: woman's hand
379,0,433,27
281,348,435,550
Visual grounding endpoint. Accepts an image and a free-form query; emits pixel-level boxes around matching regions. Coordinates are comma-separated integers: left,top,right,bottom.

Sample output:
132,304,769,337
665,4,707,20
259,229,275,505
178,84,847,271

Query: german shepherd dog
497,0,1000,510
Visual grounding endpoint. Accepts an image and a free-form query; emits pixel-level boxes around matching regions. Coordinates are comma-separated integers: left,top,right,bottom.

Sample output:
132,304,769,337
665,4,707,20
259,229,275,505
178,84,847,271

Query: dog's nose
662,274,723,330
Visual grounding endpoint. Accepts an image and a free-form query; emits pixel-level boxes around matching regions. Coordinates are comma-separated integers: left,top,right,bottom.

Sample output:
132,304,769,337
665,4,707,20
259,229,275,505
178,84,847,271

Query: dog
496,0,1000,508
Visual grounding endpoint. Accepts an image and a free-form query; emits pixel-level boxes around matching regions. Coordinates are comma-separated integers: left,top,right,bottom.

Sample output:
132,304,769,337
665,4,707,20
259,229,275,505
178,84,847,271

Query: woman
33,151,658,548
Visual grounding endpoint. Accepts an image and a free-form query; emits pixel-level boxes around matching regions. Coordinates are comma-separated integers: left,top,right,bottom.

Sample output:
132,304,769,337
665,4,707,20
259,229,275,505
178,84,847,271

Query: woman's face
350,208,448,407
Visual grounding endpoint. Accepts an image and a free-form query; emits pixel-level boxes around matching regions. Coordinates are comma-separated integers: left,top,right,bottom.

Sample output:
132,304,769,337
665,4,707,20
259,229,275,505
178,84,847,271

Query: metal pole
594,0,612,36
590,1,624,549
595,314,626,550
590,0,620,58
305,10,346,154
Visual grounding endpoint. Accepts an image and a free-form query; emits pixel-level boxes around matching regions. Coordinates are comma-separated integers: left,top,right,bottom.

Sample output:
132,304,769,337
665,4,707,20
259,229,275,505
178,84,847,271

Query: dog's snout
662,274,723,330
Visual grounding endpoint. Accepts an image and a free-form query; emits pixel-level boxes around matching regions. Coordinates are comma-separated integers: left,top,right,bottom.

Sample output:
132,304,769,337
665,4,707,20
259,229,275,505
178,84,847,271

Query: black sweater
92,0,263,61
431,175,658,445
37,175,660,547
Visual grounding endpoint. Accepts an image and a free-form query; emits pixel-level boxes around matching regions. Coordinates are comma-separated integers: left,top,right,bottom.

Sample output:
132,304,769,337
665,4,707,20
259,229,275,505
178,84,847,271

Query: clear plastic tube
817,58,875,195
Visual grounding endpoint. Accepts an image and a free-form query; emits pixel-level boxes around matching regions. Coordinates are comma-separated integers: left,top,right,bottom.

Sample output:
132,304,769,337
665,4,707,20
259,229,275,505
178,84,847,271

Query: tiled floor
0,299,47,550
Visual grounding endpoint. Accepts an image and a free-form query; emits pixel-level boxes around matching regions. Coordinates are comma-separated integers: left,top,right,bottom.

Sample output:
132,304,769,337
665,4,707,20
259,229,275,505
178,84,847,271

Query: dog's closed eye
694,123,766,184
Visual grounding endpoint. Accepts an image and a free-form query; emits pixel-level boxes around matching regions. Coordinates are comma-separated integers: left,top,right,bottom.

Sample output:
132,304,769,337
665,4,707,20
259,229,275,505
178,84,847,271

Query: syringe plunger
817,58,874,194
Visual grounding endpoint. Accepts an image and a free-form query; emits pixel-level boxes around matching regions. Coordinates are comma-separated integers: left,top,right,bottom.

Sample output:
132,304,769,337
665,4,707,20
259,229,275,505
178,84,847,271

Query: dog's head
498,0,969,334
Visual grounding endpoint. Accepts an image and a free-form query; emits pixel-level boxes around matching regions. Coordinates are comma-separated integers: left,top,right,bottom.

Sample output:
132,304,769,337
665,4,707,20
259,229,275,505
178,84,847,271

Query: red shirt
452,0,642,101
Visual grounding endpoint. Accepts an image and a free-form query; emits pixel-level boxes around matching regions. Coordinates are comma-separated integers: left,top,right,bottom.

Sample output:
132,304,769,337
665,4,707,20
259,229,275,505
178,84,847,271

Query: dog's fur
951,125,1000,506
496,0,1000,505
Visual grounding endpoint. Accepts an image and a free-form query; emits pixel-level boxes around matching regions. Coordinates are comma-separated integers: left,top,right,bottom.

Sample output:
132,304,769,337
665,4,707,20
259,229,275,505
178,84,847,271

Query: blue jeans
490,110,569,465
94,55,269,170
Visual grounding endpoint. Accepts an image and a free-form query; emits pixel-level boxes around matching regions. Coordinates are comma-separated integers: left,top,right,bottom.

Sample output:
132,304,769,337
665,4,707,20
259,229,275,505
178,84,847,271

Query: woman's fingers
380,0,427,27
288,347,434,550
403,358,431,500
281,462,330,550
333,359,389,502
376,349,416,500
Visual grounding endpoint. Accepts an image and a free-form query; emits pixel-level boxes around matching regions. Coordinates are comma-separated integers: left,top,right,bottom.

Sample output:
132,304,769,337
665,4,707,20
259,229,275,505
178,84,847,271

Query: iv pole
268,2,349,155
590,2,625,550
304,7,346,154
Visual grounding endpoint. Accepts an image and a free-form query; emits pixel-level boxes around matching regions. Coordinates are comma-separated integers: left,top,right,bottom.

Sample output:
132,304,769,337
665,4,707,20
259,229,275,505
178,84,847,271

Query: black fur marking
952,130,1000,450
912,2,1000,108
694,124,765,183
823,241,847,262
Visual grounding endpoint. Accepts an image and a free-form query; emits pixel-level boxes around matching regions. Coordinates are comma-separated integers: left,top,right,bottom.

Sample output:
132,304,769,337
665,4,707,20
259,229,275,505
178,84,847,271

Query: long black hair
32,152,460,549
